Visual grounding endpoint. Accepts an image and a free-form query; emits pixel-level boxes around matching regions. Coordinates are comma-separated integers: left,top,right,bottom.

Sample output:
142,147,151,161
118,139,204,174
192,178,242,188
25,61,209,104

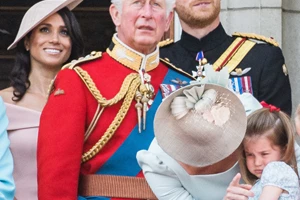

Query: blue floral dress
249,161,300,200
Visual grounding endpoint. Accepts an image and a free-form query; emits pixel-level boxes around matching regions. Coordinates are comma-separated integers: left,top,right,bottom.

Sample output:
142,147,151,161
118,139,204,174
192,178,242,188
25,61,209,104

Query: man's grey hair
111,0,175,16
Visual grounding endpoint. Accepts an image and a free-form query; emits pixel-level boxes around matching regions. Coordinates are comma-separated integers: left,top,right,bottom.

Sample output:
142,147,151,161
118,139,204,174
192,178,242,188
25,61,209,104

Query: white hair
111,0,122,13
111,0,175,16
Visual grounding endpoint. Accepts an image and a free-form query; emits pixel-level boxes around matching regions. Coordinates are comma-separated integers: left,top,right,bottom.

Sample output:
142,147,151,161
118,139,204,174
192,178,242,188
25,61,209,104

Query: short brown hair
239,108,298,185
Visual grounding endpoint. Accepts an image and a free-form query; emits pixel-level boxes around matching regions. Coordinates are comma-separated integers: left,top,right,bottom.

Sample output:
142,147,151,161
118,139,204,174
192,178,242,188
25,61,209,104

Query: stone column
283,0,300,115
220,0,282,45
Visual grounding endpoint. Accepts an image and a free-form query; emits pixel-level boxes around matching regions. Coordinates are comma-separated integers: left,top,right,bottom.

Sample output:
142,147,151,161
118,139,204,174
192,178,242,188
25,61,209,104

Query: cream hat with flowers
154,83,247,167
7,0,82,50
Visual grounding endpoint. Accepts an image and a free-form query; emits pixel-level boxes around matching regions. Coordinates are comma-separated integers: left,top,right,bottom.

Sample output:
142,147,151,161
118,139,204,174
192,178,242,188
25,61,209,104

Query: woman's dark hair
10,7,84,101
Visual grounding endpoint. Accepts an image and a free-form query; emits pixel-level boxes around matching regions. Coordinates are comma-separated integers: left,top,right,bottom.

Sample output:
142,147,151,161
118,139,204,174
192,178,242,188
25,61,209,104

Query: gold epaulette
62,51,102,70
158,38,174,48
160,58,195,80
232,32,279,47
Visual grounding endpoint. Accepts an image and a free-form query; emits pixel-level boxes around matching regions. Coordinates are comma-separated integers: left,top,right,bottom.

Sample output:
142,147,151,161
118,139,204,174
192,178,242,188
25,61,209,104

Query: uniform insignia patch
230,68,251,76
54,88,65,96
170,78,188,87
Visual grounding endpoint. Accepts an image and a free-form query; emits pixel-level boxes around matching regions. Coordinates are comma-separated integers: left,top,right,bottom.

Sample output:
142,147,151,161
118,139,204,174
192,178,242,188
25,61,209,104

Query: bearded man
160,0,292,115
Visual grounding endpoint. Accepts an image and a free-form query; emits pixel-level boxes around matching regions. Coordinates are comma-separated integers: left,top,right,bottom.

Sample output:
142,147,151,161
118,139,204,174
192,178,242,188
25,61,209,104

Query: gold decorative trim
84,104,104,142
81,75,141,163
226,40,256,73
107,34,159,72
47,77,56,97
63,36,162,162
74,67,139,107
47,51,102,97
160,58,195,80
62,51,102,70
73,66,143,162
213,37,245,71
158,38,174,48
232,32,279,47
212,38,255,73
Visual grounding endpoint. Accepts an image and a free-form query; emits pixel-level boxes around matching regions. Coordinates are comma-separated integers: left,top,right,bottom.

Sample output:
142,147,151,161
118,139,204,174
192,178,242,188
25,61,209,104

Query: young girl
238,104,300,199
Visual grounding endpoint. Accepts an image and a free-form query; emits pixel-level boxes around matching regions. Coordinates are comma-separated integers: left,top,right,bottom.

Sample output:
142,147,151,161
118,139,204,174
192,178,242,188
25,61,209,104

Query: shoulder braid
47,50,141,162
158,38,174,48
160,58,195,80
47,51,102,96
62,51,102,70
232,32,279,47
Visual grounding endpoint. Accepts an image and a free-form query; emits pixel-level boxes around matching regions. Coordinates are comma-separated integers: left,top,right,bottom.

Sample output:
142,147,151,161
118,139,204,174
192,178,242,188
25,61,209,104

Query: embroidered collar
107,34,160,72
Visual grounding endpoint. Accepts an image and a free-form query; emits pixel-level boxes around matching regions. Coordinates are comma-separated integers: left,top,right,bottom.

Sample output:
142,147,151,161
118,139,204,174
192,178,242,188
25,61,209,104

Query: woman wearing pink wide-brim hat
0,0,84,199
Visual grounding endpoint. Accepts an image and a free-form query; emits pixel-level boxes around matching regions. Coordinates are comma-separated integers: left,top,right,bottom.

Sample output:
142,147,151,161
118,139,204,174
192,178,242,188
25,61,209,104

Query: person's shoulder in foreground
0,97,15,200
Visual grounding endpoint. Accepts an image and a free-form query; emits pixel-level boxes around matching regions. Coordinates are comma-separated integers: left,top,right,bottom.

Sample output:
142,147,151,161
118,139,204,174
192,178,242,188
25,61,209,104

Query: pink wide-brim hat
7,0,83,50
154,83,247,167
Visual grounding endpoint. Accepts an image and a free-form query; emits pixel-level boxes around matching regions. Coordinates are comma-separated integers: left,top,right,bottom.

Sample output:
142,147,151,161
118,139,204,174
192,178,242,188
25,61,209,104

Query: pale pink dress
6,103,40,200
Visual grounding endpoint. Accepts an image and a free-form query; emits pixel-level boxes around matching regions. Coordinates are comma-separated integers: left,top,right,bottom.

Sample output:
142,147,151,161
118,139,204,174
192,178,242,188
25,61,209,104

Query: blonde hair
239,108,298,185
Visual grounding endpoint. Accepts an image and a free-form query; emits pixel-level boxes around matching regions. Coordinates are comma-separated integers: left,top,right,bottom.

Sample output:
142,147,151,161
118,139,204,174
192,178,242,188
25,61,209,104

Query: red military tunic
37,35,192,200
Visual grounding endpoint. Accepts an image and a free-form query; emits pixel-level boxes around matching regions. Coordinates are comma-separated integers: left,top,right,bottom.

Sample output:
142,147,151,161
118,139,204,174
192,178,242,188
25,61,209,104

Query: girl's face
244,134,284,178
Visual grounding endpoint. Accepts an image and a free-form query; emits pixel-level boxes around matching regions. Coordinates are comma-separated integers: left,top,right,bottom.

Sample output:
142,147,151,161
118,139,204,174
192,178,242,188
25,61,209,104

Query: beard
175,2,220,29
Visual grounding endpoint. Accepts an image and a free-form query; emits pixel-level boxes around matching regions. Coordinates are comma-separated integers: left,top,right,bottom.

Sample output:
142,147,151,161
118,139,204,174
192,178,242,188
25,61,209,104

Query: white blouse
137,139,240,200
137,139,300,200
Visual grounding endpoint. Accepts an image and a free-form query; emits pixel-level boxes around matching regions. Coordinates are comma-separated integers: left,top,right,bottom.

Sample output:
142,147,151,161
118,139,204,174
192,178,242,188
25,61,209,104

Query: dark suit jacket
160,24,291,115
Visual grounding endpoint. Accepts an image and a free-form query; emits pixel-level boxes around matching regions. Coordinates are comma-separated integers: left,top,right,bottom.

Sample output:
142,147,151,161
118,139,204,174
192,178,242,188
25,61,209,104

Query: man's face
110,0,173,54
175,0,220,28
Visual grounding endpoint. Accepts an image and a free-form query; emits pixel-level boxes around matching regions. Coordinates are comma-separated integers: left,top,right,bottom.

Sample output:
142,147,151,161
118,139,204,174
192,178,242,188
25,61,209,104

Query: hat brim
7,0,83,50
154,83,247,167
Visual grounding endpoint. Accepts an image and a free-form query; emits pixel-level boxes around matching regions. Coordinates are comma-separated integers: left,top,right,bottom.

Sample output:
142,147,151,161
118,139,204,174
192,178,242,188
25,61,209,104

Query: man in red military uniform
37,0,192,199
